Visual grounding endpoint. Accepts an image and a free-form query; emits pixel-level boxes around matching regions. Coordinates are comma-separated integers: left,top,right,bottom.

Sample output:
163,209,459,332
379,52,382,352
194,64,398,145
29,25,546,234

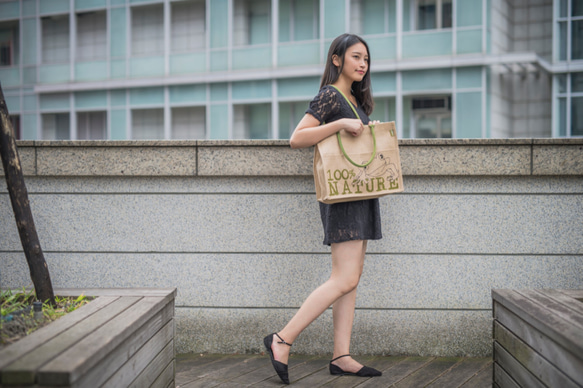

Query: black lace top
306,85,382,246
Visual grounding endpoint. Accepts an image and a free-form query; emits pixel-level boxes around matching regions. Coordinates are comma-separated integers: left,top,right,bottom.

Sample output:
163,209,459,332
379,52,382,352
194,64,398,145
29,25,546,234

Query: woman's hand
343,119,365,137
344,119,381,137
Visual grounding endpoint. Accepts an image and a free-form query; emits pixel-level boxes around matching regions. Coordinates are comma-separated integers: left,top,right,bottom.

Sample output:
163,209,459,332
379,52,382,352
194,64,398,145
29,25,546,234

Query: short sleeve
306,86,342,124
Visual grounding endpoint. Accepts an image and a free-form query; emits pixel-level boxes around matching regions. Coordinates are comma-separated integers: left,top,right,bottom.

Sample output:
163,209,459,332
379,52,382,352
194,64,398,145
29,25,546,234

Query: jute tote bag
313,88,404,204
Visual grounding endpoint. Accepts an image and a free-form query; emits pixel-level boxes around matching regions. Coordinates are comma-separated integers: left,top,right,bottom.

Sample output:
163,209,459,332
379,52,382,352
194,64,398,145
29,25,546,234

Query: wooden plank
175,354,229,376
249,355,339,388
318,356,386,388
519,289,583,330
101,322,174,387
128,341,174,388
494,342,545,388
560,289,583,299
493,289,583,358
149,359,174,388
54,288,177,298
495,321,580,388
218,356,323,386
495,302,583,383
322,356,408,388
459,362,493,388
38,295,173,386
244,355,326,387
394,357,460,388
265,363,337,388
181,357,268,388
493,363,520,388
176,355,244,385
70,302,174,388
1,296,140,386
0,296,119,370
540,289,583,318
357,357,434,387
426,358,492,388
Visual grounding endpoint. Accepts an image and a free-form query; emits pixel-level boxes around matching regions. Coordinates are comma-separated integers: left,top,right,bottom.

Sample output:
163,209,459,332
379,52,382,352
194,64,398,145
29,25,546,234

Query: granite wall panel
1,139,582,356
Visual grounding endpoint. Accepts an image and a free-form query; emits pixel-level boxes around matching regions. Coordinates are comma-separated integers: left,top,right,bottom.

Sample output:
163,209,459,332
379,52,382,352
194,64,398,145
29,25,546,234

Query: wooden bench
492,289,583,388
0,288,176,388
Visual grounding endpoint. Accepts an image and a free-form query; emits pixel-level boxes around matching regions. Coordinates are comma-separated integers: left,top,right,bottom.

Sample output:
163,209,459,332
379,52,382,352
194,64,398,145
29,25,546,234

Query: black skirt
319,198,382,245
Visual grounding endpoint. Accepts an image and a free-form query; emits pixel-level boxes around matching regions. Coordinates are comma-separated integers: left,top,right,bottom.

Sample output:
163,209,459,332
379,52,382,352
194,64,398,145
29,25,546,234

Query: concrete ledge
3,138,582,177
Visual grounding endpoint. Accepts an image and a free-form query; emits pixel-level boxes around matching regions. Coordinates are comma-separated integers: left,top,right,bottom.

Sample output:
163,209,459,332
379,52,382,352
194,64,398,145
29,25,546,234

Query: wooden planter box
0,288,176,388
492,289,583,388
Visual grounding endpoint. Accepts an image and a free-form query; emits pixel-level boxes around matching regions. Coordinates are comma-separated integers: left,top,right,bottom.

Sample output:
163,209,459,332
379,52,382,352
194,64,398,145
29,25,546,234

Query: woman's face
336,42,369,83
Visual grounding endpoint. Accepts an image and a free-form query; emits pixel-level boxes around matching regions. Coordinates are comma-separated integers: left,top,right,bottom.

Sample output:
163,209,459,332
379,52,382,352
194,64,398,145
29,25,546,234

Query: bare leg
271,240,366,365
331,241,367,373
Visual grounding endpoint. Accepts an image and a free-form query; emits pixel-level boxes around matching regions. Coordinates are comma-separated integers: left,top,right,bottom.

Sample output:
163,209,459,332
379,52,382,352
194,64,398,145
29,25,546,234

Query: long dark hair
320,33,374,116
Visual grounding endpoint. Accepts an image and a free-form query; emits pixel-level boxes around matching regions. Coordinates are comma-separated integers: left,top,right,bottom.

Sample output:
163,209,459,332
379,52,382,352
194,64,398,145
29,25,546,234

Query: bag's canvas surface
314,121,404,204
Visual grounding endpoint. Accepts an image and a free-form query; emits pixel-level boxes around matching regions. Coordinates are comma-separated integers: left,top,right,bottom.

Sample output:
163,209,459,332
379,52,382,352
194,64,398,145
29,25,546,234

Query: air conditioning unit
412,96,451,110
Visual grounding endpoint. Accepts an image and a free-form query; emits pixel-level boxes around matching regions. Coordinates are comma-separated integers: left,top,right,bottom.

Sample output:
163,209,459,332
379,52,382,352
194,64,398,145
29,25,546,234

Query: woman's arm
289,114,366,149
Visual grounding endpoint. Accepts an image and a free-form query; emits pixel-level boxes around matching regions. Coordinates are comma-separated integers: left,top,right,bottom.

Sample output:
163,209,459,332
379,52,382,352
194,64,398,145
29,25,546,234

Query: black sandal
329,354,382,377
264,333,293,384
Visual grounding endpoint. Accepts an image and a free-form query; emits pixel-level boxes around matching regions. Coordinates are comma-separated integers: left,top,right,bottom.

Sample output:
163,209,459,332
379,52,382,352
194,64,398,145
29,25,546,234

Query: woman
264,33,383,385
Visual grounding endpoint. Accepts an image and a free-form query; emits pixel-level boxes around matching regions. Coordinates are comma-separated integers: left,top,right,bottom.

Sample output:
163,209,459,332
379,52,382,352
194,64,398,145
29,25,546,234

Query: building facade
0,0,581,140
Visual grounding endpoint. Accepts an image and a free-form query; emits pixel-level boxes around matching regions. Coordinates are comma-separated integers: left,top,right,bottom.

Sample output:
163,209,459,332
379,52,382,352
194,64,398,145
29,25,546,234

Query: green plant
1,287,35,317
1,288,91,347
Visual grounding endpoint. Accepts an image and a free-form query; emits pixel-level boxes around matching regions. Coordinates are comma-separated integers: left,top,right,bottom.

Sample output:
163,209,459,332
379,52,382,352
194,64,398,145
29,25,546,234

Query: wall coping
13,138,583,147
4,138,583,177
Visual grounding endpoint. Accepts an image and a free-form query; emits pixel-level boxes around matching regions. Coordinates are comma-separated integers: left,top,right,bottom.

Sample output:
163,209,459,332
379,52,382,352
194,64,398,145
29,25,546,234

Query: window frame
41,14,70,65
555,72,583,137
41,112,71,140
170,0,207,53
77,110,108,140
279,0,319,43
556,0,583,61
413,0,453,31
131,3,165,57
409,95,452,138
0,20,19,67
76,11,107,62
233,0,272,46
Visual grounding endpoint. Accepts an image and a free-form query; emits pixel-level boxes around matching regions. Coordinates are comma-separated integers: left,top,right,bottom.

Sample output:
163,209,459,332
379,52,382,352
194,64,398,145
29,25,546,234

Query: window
0,21,19,67
233,104,271,139
42,15,70,64
557,72,583,136
350,0,392,35
78,111,107,139
132,109,164,139
557,0,583,60
132,4,164,56
279,0,319,42
415,0,452,30
573,96,583,136
42,113,70,140
9,115,21,139
76,11,106,61
171,107,206,139
278,101,308,139
171,0,206,53
411,96,452,138
233,0,271,46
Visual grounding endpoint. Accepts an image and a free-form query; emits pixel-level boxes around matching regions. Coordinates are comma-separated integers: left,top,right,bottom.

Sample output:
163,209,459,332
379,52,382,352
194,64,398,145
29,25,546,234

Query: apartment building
0,0,581,140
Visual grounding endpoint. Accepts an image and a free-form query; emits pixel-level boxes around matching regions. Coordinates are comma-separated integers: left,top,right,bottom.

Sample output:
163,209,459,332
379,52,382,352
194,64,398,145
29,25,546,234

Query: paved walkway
176,353,492,387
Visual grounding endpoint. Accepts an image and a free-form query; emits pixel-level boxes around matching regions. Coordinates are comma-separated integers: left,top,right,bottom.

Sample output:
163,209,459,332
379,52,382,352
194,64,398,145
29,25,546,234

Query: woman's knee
335,274,361,295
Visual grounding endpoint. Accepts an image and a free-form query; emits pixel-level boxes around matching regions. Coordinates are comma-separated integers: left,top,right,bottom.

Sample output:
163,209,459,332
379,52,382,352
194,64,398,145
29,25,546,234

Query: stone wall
1,139,582,357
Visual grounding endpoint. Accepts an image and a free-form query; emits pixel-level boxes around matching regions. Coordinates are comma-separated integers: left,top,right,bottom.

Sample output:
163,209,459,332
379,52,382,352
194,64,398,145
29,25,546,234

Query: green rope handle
330,85,377,168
